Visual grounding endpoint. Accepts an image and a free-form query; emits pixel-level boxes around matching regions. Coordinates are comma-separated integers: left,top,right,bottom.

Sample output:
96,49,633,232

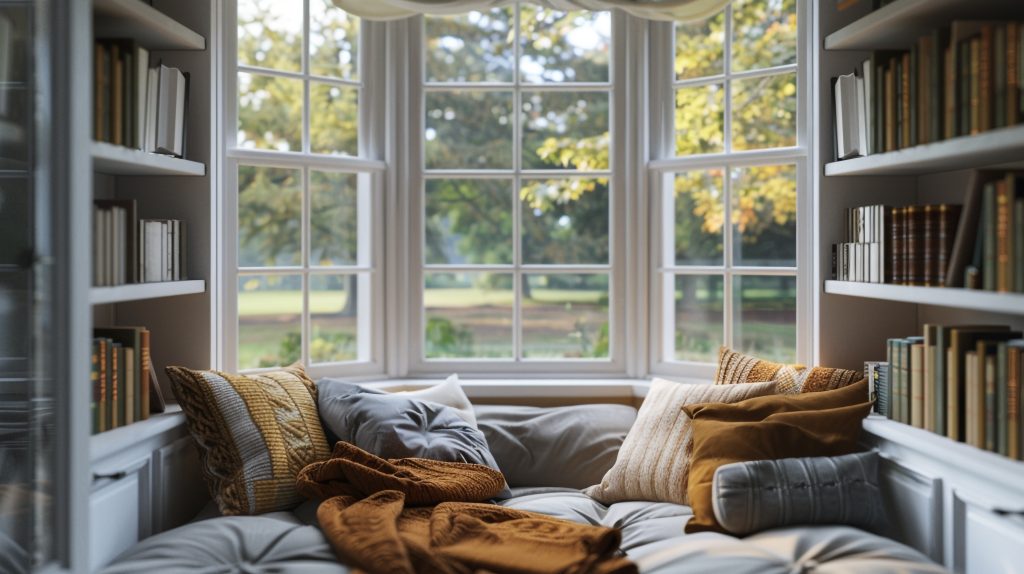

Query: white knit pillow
389,374,477,428
583,378,777,506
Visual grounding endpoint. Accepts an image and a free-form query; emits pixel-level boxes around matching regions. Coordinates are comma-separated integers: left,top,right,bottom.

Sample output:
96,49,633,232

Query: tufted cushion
714,346,862,394
712,452,886,536
99,515,349,573
164,364,331,516
475,404,636,488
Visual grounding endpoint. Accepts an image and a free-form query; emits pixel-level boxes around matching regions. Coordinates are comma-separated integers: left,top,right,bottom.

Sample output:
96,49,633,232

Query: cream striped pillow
583,378,777,506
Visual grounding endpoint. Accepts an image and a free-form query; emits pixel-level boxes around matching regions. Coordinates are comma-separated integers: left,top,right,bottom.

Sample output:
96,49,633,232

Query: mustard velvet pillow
583,378,777,505
683,381,873,534
165,363,331,516
713,346,862,394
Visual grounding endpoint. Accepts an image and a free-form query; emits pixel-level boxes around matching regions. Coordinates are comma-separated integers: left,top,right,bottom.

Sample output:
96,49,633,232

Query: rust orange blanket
297,441,637,574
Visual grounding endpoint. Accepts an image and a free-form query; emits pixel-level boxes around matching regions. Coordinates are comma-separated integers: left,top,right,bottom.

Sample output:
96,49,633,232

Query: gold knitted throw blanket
297,442,637,574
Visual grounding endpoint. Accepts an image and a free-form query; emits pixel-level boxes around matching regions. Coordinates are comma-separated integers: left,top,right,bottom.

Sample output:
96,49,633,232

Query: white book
171,219,180,280
861,58,873,156
143,220,163,282
869,242,881,283
134,46,149,149
163,221,172,281
835,72,863,159
855,74,869,159
155,66,186,156
145,67,159,152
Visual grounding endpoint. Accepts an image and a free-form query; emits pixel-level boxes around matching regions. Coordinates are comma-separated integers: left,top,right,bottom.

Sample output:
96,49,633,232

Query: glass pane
310,171,358,266
238,166,302,267
732,0,798,72
426,8,514,83
425,179,513,265
520,7,610,83
675,83,723,155
731,164,797,266
310,274,364,363
238,0,302,72
309,0,359,80
521,178,609,264
424,272,513,359
238,71,303,152
0,178,29,264
238,274,303,369
425,91,513,169
522,92,609,170
674,11,725,80
310,82,358,155
522,274,609,359
673,170,724,266
731,73,796,151
673,274,724,362
732,275,797,363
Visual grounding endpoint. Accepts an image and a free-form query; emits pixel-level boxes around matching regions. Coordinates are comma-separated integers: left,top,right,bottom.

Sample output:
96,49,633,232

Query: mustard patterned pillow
165,363,331,515
713,346,862,394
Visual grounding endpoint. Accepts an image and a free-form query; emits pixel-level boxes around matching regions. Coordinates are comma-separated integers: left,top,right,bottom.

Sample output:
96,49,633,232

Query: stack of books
832,21,1024,160
92,199,189,286
955,172,1024,291
94,39,189,157
882,324,1023,460
92,326,159,434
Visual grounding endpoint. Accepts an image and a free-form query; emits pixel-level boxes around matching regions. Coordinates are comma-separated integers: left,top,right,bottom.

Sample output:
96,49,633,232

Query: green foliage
425,317,475,358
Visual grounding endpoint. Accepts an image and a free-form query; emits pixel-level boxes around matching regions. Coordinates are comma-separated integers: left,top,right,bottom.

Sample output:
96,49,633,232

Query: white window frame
647,0,813,379
403,8,629,377
221,1,387,378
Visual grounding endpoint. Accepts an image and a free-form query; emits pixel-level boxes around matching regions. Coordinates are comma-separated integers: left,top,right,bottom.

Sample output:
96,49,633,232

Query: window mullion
302,0,311,154
512,4,523,363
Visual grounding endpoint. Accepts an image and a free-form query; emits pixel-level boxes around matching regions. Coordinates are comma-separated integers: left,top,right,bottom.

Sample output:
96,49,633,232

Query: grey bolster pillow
711,451,886,536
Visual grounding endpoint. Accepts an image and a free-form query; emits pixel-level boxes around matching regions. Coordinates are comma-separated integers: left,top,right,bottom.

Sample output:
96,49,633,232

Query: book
996,174,1015,292
1009,340,1024,459
997,341,1009,455
923,324,939,431
947,326,1011,441
110,342,120,430
891,206,904,284
935,203,962,285
155,65,187,157
982,181,998,290
911,340,925,428
91,339,101,434
934,325,952,436
835,72,865,159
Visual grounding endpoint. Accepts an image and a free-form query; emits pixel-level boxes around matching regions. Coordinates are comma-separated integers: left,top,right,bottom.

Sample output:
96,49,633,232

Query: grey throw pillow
475,404,637,489
317,380,507,495
711,451,885,536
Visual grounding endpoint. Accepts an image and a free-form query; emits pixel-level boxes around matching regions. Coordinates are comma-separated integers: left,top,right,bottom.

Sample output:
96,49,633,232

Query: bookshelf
92,141,206,176
816,2,1024,571
93,0,205,50
90,279,206,305
824,281,1024,315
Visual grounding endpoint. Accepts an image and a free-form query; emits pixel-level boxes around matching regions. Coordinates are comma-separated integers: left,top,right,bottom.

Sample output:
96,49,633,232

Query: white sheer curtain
332,0,727,22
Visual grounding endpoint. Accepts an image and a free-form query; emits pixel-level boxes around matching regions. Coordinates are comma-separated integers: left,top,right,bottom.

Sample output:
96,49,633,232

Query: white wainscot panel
153,436,208,533
954,490,1024,574
879,455,943,563
89,457,151,571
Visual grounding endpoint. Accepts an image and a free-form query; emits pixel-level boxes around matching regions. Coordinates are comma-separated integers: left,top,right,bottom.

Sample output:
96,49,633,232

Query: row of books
91,326,166,434
831,203,961,285
960,172,1024,292
92,199,189,286
833,21,1024,160
878,324,1023,460
93,39,189,157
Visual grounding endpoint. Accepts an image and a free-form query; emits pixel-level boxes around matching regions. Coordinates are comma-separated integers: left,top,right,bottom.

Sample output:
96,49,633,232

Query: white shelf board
90,280,206,305
92,141,206,176
91,404,185,463
825,0,1024,51
824,125,1024,176
824,280,1024,315
93,0,205,51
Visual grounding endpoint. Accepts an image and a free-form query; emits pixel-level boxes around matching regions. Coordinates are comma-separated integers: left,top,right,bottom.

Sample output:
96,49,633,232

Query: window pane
732,0,797,72
310,274,363,363
238,166,302,267
520,7,610,83
238,0,302,72
731,164,797,266
310,82,358,155
522,274,609,359
238,274,302,369
424,272,513,358
731,73,796,151
521,92,609,170
675,83,723,155
426,8,514,83
310,171,358,266
309,0,359,80
238,71,303,151
521,178,609,264
673,170,724,266
425,179,513,265
672,274,724,362
425,91,513,169
732,275,797,363
674,11,725,80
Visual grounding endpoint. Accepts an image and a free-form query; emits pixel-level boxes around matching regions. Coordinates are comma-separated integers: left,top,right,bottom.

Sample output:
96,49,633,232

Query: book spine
997,178,1013,292
911,342,925,428
905,206,922,285
923,205,935,287
980,25,993,133
935,328,947,436
937,204,961,286
984,182,998,291
111,343,120,430
890,206,903,284
1010,23,1020,126
91,339,100,435
140,329,151,420
886,63,896,152
985,353,997,452
995,24,1007,129
1009,346,1020,459
970,38,981,135
960,40,971,136
909,47,918,147
998,343,1009,455
945,43,956,140
1016,196,1024,293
